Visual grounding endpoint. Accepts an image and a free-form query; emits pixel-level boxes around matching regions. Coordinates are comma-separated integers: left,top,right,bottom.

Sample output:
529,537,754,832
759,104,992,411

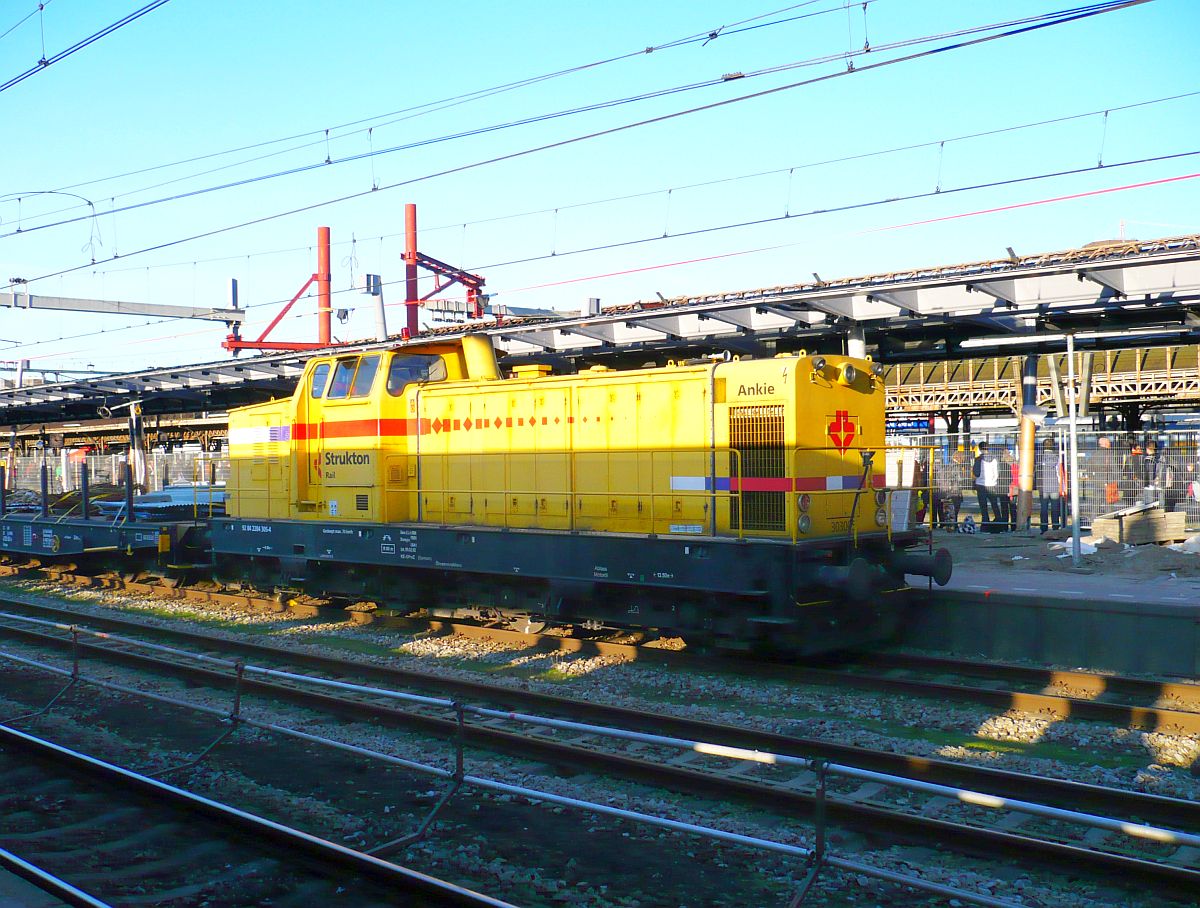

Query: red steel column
317,226,332,346
404,203,419,336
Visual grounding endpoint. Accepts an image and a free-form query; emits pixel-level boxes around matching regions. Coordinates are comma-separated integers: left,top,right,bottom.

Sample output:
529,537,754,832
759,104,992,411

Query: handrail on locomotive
416,443,938,545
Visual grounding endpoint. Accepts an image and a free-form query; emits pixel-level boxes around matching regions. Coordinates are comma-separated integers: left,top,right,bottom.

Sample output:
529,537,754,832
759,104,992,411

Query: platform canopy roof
2,235,1198,425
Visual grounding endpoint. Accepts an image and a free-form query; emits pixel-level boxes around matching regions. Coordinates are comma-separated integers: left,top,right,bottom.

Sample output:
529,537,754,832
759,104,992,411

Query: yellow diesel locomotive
214,335,948,652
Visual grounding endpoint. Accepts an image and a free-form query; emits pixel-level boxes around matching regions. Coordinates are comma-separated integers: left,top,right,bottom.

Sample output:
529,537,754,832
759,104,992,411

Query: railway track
862,649,1200,704
11,565,1200,736
407,619,1200,735
841,650,1200,716
0,594,1197,899
0,722,513,908
785,655,1200,736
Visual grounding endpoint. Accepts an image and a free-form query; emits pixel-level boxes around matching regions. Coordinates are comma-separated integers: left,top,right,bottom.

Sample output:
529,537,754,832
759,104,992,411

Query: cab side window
326,358,358,399
387,354,447,396
350,354,380,398
309,362,331,399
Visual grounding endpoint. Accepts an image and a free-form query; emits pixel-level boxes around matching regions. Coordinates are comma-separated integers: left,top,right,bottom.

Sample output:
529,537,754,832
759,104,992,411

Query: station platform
900,537,1200,677
941,563,1200,609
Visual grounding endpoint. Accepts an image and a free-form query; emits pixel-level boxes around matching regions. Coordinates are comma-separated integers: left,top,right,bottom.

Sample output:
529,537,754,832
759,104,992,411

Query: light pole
1066,333,1082,566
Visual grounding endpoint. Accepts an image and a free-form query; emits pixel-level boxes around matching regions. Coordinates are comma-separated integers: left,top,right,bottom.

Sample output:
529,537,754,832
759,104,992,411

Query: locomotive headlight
797,514,812,534
874,508,888,527
797,493,812,512
874,489,887,507
870,361,885,377
810,356,827,373
837,363,858,386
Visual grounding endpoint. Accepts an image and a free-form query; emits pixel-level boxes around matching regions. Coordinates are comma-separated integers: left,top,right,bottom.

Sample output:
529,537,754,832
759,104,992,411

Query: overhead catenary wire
82,87,1200,279
383,88,1200,237
22,142,1197,346
0,0,54,45
0,0,172,95
0,0,1152,295
0,0,942,234
1,0,1138,236
469,150,1200,277
502,168,1200,293
28,0,856,207
17,152,1197,362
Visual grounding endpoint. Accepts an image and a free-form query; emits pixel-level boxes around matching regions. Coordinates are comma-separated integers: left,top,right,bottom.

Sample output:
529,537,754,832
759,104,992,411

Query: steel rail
16,568,1200,728
23,569,1200,734
1,609,1197,891
781,663,1200,734
0,846,111,908
0,648,1024,908
0,594,1195,829
420,616,1200,734
0,724,516,907
852,650,1200,710
5,606,1198,853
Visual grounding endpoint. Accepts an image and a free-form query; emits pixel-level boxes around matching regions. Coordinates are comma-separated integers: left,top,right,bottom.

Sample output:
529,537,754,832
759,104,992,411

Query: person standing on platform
1037,438,1065,532
1123,438,1145,505
913,454,930,525
1005,447,1021,530
972,442,1002,531
937,448,968,528
1185,456,1200,525
1142,439,1174,508
1092,436,1120,513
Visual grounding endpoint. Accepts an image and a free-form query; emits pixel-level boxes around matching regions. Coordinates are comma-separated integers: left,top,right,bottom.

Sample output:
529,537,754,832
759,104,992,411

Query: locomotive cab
226,337,500,524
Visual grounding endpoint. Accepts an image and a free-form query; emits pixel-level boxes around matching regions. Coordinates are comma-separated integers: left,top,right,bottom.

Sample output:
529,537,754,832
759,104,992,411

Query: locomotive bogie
210,514,914,652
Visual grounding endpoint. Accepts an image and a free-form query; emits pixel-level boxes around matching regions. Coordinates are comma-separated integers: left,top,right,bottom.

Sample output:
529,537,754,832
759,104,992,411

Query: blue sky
1,0,1198,373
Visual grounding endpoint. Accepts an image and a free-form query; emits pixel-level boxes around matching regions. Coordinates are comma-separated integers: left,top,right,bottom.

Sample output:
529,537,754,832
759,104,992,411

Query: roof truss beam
0,292,244,323
966,280,1019,306
631,315,685,340
866,289,921,315
559,324,616,345
1079,268,1126,297
698,309,756,332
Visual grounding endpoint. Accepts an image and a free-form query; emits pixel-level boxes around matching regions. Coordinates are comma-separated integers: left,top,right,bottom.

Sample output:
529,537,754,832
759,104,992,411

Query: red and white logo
827,410,857,453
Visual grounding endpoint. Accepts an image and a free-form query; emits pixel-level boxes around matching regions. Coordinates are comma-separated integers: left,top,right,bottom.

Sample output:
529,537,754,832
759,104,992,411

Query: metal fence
15,436,1197,533
3,450,230,497
889,430,1200,531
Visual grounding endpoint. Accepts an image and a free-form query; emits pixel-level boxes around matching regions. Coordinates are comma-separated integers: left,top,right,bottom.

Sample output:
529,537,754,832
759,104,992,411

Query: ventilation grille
729,404,786,532
355,494,369,511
